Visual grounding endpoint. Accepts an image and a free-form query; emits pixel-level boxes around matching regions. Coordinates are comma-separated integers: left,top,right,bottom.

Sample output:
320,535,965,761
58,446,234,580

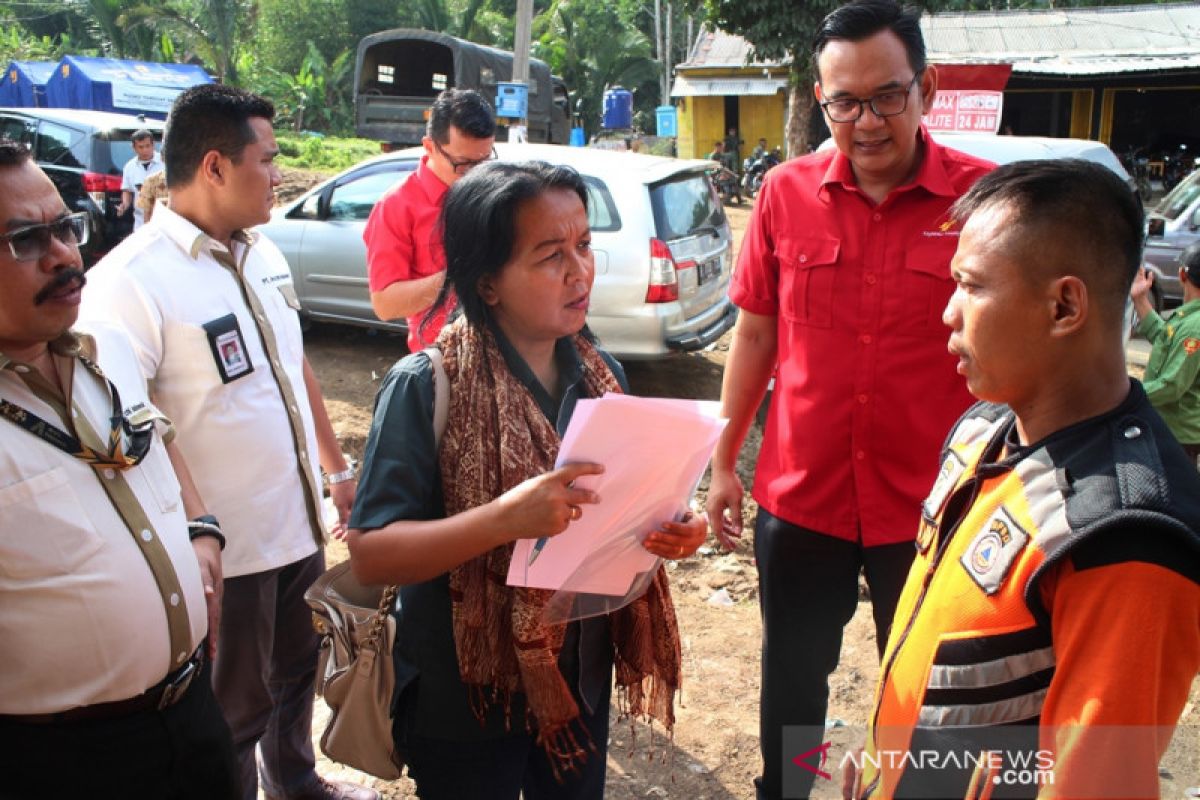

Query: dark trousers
753,508,915,800
400,680,611,800
213,550,324,800
0,660,239,800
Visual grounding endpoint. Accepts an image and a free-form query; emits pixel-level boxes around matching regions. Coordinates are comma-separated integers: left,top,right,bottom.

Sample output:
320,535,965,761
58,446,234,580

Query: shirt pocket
901,236,959,333
778,236,841,329
133,441,182,515
0,466,105,580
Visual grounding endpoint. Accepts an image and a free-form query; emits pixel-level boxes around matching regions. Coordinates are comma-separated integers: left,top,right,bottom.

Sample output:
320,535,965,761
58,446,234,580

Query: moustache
34,269,87,306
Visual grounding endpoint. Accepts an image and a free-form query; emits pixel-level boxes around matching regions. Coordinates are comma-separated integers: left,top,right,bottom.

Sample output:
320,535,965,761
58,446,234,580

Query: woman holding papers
346,161,706,799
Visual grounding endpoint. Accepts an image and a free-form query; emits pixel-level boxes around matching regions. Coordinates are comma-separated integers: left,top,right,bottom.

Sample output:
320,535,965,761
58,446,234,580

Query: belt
0,647,204,725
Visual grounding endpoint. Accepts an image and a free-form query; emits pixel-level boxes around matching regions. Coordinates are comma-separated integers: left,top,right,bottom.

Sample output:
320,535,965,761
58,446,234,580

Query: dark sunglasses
1,212,90,262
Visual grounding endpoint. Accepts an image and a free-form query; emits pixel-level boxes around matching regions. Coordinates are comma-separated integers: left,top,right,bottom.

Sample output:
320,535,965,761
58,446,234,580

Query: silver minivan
259,143,736,360
1145,167,1200,301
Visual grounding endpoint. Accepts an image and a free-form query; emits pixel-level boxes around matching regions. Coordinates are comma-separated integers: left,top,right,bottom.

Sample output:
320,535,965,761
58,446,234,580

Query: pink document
507,393,727,598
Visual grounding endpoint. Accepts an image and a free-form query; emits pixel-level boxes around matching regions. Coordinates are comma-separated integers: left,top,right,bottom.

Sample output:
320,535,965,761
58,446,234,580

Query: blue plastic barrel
569,127,586,147
602,87,633,130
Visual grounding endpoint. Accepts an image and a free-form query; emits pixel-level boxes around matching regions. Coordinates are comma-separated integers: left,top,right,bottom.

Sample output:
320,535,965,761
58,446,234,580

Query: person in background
751,137,769,161
0,137,238,798
850,158,1200,800
117,128,164,230
79,85,376,800
137,167,168,225
363,88,496,352
703,1,994,797
723,127,743,172
1130,242,1200,464
347,160,706,799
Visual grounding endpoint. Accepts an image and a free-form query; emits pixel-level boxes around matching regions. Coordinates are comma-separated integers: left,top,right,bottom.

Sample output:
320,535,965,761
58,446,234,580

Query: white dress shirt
79,204,324,578
120,152,164,230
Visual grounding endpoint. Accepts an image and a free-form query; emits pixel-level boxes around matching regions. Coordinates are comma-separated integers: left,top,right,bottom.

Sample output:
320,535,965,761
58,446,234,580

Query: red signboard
923,90,1004,134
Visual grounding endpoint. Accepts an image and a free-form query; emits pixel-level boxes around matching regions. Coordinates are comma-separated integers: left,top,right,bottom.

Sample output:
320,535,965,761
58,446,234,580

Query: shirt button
865,274,878,285
289,405,298,414
177,651,188,664
857,394,869,405
860,334,872,345
799,254,808,263
169,593,180,606
141,529,153,542
1124,426,1142,439
856,450,866,461
873,213,882,222
102,468,116,480
13,364,30,373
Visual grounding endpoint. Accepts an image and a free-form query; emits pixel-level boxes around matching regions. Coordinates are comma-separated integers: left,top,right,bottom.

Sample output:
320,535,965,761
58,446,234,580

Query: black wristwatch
188,514,226,551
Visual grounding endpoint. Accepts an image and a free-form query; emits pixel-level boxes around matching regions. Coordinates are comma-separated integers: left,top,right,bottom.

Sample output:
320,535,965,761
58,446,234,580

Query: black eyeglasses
820,73,923,124
432,140,497,175
1,212,89,262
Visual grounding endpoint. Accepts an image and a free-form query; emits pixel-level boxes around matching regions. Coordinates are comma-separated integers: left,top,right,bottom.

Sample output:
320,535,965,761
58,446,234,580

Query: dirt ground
295,184,1198,798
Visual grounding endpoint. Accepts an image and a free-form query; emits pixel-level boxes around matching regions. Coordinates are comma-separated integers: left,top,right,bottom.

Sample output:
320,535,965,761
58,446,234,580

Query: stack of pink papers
507,393,727,599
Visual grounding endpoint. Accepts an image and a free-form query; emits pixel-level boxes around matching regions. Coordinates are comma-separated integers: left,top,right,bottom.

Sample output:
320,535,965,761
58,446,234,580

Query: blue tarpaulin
0,61,55,107
44,56,212,119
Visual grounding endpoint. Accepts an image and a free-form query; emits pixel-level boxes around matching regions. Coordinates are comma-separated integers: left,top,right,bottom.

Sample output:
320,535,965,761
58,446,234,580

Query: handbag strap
360,349,449,636
422,346,449,447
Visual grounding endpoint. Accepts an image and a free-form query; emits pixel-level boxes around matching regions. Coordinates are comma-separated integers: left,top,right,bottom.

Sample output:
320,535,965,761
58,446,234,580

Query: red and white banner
924,90,1004,134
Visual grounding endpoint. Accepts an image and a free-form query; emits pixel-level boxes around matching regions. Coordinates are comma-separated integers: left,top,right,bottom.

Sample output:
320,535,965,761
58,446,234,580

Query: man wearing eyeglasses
364,88,496,352
0,137,239,797
704,1,995,797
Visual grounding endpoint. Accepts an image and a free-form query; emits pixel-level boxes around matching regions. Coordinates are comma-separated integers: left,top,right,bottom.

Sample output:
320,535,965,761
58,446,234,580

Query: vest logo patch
1185,338,1200,356
924,450,967,522
961,506,1029,595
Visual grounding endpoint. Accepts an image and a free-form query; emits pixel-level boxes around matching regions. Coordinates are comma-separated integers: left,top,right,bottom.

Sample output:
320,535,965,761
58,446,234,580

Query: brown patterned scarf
436,319,681,773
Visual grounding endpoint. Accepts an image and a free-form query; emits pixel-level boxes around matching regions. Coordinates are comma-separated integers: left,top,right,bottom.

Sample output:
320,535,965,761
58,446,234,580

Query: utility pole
510,0,533,142
665,2,673,104
654,0,665,103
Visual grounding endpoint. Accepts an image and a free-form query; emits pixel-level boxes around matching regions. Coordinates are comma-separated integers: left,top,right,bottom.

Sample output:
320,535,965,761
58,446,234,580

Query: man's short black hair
1181,243,1200,289
427,89,496,144
812,0,927,82
0,137,31,168
131,129,154,144
163,84,274,189
951,158,1145,320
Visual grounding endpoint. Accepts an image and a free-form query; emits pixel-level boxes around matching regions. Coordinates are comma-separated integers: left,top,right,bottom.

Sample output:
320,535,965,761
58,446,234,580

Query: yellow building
669,29,790,161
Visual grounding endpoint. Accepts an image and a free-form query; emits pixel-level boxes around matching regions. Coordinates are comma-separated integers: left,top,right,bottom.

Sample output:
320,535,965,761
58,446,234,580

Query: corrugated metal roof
922,3,1200,76
679,28,782,69
677,4,1200,77
670,75,789,97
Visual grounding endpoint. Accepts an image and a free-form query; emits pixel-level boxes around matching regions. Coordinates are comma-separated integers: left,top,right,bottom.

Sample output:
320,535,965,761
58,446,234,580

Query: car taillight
82,172,122,208
646,238,681,303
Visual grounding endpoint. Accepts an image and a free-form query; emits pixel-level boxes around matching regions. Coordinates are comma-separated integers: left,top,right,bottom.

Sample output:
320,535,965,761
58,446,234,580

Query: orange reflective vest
862,389,1200,799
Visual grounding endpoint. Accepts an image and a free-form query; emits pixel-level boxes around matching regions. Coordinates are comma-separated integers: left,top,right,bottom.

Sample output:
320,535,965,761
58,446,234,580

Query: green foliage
258,0,349,76
249,42,355,134
534,0,659,138
0,26,83,62
274,131,379,172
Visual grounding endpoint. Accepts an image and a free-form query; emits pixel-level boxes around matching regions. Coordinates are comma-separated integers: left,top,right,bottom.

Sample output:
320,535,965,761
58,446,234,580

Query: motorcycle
741,149,782,199
709,165,742,205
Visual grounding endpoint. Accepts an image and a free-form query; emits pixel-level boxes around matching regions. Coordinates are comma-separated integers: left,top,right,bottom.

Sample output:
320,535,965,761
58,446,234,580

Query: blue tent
44,56,212,119
0,61,55,107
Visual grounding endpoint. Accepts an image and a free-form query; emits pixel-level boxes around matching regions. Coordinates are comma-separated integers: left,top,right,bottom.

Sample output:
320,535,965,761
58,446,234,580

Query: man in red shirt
363,89,496,352
703,2,993,797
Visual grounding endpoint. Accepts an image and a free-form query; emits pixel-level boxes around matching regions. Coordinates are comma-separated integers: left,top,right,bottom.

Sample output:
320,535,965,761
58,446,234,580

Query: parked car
1145,167,1200,302
259,143,737,360
0,107,164,263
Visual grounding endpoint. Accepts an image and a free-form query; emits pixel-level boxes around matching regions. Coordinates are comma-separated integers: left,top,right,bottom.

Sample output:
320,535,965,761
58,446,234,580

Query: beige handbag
306,565,403,779
306,347,449,780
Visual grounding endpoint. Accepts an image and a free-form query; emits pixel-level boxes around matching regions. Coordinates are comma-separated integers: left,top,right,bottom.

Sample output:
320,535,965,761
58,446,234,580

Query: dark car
0,108,164,264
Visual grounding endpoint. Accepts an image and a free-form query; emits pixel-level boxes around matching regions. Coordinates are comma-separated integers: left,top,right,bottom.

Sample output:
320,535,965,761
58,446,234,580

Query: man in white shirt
0,136,238,798
80,85,377,800
117,128,164,231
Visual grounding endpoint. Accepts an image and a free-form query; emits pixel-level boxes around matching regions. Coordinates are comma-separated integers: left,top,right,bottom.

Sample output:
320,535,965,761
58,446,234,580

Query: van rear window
649,172,726,241
95,131,163,176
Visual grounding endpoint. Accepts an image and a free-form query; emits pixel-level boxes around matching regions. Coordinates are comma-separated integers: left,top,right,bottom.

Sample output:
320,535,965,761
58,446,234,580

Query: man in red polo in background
363,89,496,352
704,1,993,798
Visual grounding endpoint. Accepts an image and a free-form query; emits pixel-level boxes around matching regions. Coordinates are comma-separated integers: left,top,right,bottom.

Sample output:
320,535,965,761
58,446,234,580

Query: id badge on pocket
203,313,254,384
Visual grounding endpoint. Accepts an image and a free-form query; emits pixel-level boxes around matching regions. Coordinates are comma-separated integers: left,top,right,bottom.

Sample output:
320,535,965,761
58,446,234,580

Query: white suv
259,143,736,360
